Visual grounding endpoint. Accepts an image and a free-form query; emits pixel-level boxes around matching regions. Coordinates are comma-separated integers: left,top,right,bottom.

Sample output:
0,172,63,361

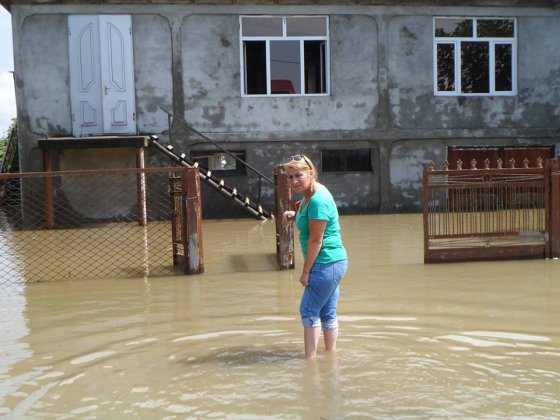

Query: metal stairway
150,136,272,220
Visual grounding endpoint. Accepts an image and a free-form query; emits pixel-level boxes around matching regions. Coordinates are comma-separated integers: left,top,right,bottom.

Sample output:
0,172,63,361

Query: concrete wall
133,14,174,134
388,15,560,130
9,4,560,218
182,14,377,133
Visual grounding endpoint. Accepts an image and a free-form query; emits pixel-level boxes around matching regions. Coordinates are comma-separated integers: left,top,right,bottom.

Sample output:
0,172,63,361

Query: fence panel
0,167,185,284
549,159,560,258
423,162,548,263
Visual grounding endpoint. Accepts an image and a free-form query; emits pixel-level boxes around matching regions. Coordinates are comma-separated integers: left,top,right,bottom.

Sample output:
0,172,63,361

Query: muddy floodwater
1,214,559,418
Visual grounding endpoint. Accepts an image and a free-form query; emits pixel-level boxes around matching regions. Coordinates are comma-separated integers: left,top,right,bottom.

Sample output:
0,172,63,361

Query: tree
0,119,17,168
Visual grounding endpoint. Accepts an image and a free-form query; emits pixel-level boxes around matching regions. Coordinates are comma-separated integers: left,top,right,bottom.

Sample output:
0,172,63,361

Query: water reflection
0,214,559,417
0,283,31,414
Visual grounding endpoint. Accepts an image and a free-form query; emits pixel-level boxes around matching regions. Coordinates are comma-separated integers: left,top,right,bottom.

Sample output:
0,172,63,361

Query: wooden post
547,158,560,258
42,149,54,229
136,148,147,226
422,163,430,263
169,175,180,266
274,165,294,270
181,167,204,274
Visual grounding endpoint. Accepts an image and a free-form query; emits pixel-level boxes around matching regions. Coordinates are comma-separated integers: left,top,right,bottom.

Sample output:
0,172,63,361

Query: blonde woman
282,154,348,359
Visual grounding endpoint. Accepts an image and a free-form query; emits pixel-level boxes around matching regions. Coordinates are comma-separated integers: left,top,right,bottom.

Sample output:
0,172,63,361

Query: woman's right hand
282,210,296,225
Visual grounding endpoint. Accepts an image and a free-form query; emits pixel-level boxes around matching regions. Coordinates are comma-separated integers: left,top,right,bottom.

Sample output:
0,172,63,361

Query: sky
0,7,15,137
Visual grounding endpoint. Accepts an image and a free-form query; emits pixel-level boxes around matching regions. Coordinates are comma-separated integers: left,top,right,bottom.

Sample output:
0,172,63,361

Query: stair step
150,138,271,220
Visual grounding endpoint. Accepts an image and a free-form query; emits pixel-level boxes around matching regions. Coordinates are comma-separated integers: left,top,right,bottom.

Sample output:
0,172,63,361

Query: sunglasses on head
288,154,312,169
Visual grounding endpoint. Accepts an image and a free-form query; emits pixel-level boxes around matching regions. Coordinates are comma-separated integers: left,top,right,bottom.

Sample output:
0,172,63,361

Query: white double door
69,15,136,136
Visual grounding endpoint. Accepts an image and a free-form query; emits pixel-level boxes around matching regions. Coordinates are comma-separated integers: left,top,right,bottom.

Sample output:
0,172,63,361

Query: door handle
104,85,110,95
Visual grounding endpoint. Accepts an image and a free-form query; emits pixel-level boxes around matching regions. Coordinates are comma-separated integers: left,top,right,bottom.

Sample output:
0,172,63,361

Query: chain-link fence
0,167,188,285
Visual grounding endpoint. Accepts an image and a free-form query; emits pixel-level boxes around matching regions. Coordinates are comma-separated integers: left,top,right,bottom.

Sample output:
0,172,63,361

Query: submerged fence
423,158,560,263
0,167,199,284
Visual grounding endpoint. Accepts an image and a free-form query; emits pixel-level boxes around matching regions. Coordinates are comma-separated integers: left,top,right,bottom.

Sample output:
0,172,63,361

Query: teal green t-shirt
295,186,347,264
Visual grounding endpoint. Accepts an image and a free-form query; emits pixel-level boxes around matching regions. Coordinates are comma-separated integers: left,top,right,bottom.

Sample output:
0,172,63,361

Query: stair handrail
159,107,273,186
150,139,271,219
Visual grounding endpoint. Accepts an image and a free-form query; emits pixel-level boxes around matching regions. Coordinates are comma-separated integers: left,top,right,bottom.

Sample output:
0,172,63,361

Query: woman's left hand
299,272,310,287
282,210,296,225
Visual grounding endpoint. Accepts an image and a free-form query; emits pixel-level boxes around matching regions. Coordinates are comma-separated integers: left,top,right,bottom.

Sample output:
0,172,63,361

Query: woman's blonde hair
284,154,318,180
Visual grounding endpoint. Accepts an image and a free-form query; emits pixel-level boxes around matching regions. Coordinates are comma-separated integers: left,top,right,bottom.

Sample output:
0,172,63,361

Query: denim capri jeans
300,259,348,330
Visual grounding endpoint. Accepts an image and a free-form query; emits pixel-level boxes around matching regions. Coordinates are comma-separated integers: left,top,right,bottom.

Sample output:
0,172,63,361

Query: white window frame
433,17,517,97
239,15,330,97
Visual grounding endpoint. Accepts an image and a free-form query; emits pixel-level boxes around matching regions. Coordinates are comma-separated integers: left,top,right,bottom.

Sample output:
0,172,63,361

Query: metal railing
423,158,560,262
0,167,186,284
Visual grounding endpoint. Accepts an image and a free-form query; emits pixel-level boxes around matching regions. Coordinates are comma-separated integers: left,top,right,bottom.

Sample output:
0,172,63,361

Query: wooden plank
425,245,546,263
423,163,430,263
274,165,294,270
37,136,149,149
135,148,147,227
0,167,184,180
43,149,54,229
181,167,204,274
548,159,560,258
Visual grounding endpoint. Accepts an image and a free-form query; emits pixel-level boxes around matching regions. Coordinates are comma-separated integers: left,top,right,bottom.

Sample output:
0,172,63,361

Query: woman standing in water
282,154,348,359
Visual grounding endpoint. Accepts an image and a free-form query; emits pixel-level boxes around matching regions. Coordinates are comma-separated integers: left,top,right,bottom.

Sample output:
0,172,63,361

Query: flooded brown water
1,214,559,418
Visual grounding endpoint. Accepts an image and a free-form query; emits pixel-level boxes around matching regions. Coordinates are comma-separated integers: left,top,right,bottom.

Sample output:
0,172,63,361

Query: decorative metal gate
423,158,560,263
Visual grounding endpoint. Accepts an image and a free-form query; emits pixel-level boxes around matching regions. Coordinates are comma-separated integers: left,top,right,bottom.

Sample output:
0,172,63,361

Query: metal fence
423,158,560,263
0,167,186,284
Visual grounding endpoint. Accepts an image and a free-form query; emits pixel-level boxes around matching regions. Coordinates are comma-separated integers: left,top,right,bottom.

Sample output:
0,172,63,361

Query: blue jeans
300,259,348,330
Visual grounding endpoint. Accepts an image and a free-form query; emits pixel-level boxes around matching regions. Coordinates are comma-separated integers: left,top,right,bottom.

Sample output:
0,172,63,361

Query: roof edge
0,0,558,8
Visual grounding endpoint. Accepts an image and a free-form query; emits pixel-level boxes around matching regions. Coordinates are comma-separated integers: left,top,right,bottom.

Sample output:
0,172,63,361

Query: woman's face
286,167,314,194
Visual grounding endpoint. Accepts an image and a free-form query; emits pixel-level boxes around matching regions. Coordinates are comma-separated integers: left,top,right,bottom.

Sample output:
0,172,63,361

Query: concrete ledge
38,135,150,150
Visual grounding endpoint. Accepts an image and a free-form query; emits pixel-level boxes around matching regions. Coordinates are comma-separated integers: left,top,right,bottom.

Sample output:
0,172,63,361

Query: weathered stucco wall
387,15,560,130
386,13,560,210
389,140,444,211
189,138,380,218
17,13,70,171
8,4,560,217
517,16,560,127
133,14,173,134
182,14,378,134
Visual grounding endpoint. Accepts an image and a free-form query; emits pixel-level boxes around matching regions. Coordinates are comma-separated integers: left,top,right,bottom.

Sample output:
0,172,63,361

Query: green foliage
0,139,7,162
0,119,17,165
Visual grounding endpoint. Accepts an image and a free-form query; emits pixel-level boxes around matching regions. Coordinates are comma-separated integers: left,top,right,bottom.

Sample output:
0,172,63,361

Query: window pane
286,17,327,36
495,44,512,91
209,153,236,171
270,41,301,94
244,41,267,95
191,151,246,176
322,149,373,172
435,18,473,37
461,42,489,93
436,43,455,92
242,17,282,37
304,41,326,94
477,19,514,38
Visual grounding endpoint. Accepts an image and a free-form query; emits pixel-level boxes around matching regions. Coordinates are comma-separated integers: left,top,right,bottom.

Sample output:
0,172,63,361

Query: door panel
69,15,103,135
69,15,136,136
99,15,136,133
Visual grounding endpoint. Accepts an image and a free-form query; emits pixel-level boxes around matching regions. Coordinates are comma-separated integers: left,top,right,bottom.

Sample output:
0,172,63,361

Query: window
191,151,247,176
321,149,373,173
434,17,516,96
240,16,329,96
